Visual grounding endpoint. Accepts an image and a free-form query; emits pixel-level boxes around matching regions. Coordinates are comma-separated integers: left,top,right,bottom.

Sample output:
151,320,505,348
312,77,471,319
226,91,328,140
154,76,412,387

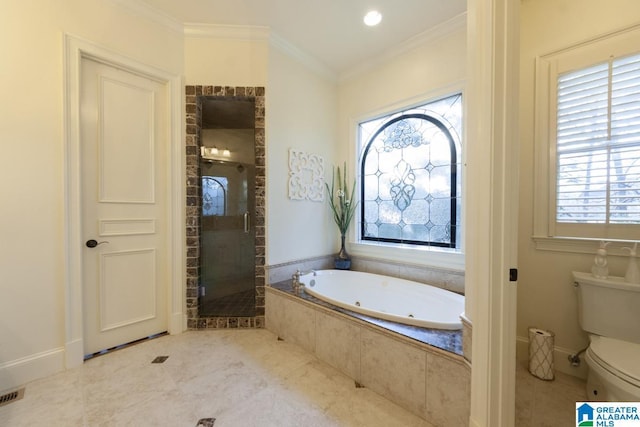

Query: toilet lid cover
590,335,640,386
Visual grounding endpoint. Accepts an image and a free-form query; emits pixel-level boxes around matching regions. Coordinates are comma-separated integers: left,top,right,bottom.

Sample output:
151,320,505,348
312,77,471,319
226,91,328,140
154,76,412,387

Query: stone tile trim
185,85,266,329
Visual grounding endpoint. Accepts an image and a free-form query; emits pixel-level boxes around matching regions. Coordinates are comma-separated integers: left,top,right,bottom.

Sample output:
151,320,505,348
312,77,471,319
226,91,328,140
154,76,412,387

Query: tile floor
0,329,587,427
0,330,432,427
515,359,588,426
199,288,256,317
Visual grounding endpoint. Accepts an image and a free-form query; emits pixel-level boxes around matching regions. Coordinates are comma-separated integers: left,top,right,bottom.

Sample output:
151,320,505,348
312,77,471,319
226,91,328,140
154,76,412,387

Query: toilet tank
573,271,640,344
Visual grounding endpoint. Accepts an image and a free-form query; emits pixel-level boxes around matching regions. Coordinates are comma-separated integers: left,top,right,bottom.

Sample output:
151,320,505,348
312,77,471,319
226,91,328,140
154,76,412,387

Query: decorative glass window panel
202,176,227,216
359,94,462,248
556,53,640,224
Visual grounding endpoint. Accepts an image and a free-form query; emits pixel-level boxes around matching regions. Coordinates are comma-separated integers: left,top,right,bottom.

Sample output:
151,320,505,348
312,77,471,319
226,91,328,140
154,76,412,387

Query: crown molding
110,0,184,33
268,32,337,82
184,23,271,40
339,12,467,83
182,23,336,81
111,0,464,85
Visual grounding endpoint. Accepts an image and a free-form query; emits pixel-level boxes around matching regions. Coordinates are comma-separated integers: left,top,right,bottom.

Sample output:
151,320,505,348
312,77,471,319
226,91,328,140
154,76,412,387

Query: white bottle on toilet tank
591,241,609,279
622,242,640,284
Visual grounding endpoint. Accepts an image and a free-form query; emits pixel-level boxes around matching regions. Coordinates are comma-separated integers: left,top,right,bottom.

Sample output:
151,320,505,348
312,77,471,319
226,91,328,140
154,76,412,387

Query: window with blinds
556,53,640,224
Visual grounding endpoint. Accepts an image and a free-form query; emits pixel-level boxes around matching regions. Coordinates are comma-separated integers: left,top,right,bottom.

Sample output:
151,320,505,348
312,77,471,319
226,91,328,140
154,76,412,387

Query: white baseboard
65,338,84,369
169,312,185,334
0,347,65,392
516,335,588,380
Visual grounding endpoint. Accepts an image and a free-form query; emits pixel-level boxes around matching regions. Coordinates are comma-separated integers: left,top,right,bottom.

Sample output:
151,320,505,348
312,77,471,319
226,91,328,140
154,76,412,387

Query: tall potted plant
326,163,357,269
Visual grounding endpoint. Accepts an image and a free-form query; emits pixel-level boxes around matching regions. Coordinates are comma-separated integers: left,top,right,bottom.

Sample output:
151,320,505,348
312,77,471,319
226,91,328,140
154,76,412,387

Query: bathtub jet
298,269,464,330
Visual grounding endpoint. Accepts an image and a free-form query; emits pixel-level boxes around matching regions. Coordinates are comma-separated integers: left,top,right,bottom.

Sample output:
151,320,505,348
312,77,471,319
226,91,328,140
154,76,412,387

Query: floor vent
84,331,169,361
151,356,169,364
0,388,25,408
196,418,216,426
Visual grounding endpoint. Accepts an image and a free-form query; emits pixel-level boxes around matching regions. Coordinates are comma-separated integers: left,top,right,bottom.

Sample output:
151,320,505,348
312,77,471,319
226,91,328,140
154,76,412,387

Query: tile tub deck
266,281,471,426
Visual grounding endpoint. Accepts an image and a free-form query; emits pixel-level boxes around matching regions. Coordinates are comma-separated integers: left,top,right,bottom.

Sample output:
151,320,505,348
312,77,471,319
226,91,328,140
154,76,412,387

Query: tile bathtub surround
266,255,334,284
185,85,266,329
267,255,465,295
0,330,435,427
266,284,470,426
269,280,463,355
351,256,465,295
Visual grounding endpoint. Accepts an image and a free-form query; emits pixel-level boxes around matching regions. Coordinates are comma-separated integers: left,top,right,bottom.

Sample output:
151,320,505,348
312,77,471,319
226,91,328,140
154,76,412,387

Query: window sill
533,236,638,257
348,240,465,272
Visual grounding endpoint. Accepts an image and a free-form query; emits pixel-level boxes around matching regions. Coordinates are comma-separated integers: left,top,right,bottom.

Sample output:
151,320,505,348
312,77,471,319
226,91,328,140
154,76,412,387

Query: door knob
86,239,109,248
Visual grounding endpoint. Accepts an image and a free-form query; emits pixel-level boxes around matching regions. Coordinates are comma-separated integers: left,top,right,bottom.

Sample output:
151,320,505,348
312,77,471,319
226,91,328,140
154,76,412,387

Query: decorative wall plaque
288,149,325,202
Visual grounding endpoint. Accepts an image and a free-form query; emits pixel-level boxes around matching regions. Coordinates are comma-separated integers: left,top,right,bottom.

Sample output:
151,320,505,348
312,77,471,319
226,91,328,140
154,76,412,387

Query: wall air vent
0,388,25,407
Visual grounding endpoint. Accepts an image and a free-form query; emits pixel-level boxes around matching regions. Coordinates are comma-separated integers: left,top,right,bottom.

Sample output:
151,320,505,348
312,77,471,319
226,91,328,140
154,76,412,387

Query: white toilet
574,271,640,401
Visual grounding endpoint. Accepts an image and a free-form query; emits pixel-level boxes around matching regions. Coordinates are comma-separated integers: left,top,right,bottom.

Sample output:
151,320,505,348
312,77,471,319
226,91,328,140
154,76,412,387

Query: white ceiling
138,0,466,77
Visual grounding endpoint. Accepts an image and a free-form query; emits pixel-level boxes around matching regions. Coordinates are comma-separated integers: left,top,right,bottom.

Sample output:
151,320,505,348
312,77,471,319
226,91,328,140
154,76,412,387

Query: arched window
202,176,227,216
359,94,462,248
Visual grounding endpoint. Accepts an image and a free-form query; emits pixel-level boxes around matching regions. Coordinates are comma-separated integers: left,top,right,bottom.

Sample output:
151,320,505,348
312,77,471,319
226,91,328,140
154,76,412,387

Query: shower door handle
243,212,250,233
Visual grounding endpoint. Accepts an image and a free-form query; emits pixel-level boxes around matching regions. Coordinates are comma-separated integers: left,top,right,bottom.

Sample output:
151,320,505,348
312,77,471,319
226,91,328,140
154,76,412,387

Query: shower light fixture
363,10,382,27
200,146,220,158
200,146,231,158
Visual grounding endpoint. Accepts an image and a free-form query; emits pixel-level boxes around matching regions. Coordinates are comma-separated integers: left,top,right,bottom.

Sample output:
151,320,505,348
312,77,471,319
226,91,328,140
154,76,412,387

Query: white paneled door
81,58,168,355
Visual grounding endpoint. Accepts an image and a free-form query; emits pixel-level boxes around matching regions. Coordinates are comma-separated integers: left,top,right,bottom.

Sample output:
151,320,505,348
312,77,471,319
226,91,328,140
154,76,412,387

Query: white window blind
556,53,640,224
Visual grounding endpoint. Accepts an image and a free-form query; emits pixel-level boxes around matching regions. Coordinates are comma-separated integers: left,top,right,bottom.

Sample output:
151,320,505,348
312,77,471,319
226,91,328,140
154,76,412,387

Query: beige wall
518,0,640,375
338,21,466,160
336,17,466,270
184,34,338,266
0,0,183,388
266,47,338,265
184,37,268,86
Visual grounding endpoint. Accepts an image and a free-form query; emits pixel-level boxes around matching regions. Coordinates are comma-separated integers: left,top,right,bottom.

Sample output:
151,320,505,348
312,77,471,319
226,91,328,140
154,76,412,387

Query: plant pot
334,234,351,270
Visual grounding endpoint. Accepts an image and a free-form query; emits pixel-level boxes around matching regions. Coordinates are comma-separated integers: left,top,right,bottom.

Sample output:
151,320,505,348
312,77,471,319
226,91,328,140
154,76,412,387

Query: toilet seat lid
589,335,640,387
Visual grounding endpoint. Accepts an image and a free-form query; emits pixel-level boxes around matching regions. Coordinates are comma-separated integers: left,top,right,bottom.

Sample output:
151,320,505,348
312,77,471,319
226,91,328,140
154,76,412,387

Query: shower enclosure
199,97,256,317
184,86,265,328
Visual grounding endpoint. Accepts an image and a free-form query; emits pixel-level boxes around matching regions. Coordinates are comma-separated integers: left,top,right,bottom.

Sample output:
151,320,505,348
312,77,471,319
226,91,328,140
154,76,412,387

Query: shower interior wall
200,128,257,303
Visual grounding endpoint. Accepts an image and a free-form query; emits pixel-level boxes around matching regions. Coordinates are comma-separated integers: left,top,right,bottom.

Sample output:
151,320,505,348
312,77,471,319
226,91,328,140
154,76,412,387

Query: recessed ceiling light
363,10,382,27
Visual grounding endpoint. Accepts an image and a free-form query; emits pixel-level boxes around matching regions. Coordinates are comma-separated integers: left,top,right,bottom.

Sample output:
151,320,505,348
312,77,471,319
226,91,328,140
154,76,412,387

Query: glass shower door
199,160,256,317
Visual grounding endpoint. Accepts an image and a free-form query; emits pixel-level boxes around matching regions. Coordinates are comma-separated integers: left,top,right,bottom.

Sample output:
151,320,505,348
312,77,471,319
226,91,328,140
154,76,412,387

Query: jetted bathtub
299,269,464,330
